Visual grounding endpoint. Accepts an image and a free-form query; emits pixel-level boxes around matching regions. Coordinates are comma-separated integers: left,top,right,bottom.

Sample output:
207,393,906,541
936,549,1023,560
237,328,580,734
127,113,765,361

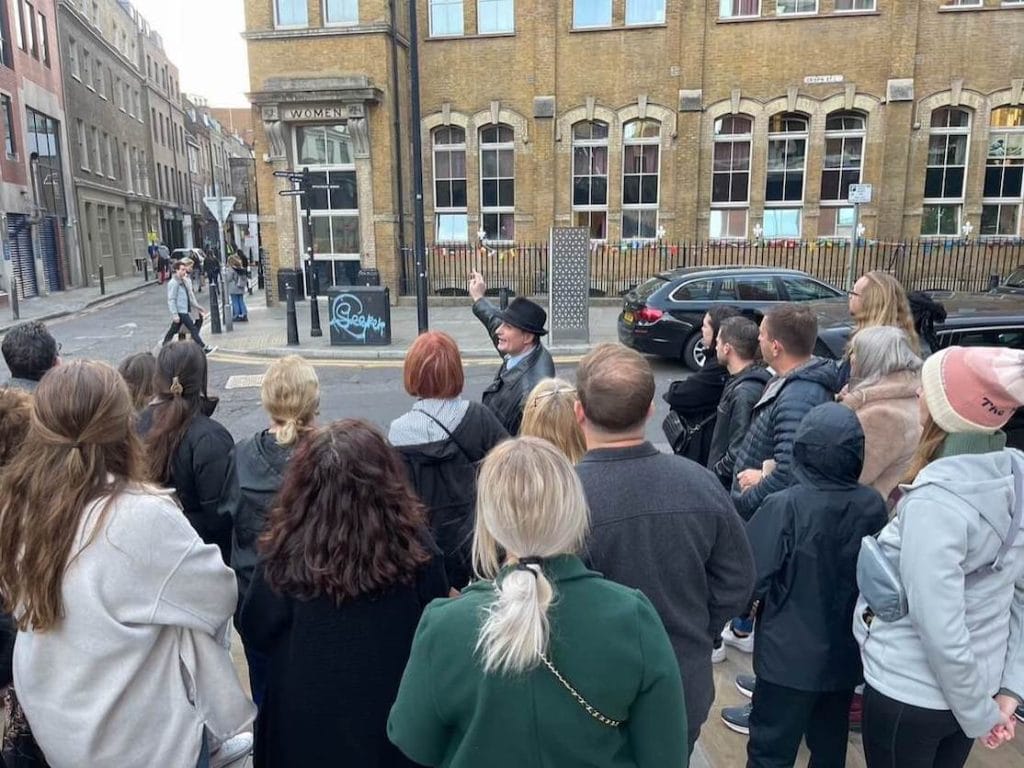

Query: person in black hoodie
662,306,739,463
222,354,319,706
707,316,770,488
138,341,234,564
389,331,508,590
738,403,887,767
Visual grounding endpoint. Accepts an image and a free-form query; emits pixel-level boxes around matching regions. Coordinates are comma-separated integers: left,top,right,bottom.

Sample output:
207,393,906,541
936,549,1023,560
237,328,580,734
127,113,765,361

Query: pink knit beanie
921,346,1024,433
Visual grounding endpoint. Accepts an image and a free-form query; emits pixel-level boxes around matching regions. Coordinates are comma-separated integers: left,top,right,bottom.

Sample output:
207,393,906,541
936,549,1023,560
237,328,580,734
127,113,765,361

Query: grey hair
849,325,923,390
472,437,590,675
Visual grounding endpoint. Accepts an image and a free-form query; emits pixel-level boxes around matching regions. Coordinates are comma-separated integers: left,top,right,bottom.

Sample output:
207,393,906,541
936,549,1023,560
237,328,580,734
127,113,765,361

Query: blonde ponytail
476,561,553,674
274,418,301,446
472,438,589,676
261,356,319,446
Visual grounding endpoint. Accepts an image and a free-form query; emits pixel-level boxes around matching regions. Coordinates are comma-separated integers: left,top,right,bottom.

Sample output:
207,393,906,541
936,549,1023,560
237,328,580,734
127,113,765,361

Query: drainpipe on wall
388,0,408,290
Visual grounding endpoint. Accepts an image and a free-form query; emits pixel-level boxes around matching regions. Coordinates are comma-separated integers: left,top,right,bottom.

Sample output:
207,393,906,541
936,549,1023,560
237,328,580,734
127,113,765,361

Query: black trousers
861,685,974,768
747,679,854,768
163,313,204,346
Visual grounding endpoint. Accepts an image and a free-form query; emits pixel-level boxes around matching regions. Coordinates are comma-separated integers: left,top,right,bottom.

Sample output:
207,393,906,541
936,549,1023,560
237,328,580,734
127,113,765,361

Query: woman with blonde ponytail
389,437,687,768
221,355,319,706
0,361,253,767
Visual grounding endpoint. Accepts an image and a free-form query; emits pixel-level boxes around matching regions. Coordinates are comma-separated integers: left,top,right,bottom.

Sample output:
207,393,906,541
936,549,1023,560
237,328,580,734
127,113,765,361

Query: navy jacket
747,403,887,691
731,358,838,519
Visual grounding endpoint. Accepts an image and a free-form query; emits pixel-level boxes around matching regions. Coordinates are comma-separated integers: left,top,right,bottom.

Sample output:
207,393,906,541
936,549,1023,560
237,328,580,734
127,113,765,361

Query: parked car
617,266,845,369
991,266,1024,297
811,291,1024,449
170,247,207,267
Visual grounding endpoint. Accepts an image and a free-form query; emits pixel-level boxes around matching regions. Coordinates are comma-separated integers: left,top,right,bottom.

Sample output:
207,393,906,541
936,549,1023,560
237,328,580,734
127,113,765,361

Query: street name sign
848,184,873,204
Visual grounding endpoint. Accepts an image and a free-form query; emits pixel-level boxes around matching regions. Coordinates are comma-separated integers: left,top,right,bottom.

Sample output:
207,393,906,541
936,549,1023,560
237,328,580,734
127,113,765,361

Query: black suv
618,266,845,369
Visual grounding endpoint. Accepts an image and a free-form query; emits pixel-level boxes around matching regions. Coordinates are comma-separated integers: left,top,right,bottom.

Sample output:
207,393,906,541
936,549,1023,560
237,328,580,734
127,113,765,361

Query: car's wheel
682,331,707,371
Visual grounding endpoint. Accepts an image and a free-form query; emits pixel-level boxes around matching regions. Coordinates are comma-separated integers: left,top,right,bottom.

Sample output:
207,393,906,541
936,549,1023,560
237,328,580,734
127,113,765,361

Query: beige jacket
840,369,922,499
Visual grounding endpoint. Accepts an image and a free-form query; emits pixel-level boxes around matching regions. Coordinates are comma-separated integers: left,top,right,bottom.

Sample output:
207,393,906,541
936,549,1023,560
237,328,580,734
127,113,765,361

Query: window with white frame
572,121,609,240
574,0,612,28
835,0,875,10
432,125,468,242
626,0,665,25
710,115,752,240
719,0,760,17
622,119,661,240
2,95,15,158
325,0,358,24
275,0,308,27
294,124,360,282
922,107,971,236
982,106,1023,238
764,113,808,239
76,119,87,169
776,0,817,14
69,38,79,79
942,0,982,6
819,111,866,238
430,0,464,36
82,50,91,89
91,126,102,176
480,124,515,240
478,0,514,33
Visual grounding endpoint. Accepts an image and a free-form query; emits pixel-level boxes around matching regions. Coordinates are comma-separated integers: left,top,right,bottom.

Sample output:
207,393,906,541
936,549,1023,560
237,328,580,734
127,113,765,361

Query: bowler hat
496,297,548,336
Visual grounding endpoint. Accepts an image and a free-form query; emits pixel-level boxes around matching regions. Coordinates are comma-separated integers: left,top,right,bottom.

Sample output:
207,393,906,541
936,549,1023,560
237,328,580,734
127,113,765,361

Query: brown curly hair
0,388,33,466
259,419,432,602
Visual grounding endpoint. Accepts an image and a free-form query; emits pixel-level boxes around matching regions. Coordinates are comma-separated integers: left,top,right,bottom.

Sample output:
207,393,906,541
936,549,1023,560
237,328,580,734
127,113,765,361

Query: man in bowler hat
469,270,555,434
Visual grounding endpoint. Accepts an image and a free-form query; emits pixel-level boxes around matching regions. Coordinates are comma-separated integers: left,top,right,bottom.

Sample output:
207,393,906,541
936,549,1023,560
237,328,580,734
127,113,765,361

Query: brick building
244,0,1024,300
0,0,79,299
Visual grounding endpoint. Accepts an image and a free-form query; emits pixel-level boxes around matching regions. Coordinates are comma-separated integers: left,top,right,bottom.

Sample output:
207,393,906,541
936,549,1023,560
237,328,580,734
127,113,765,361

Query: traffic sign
310,184,341,190
848,184,873,204
273,170,304,181
203,196,236,225
278,189,306,197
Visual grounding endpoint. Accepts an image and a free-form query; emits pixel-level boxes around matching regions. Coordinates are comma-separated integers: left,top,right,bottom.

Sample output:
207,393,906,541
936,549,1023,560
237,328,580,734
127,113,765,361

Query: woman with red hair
389,331,508,590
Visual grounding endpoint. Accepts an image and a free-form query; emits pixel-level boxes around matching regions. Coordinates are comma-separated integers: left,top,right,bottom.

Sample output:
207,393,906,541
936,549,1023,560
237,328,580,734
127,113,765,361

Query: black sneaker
203,345,217,355
721,703,751,735
735,674,756,699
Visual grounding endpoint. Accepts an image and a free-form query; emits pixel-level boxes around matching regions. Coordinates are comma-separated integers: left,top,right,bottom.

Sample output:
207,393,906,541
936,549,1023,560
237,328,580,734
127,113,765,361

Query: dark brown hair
718,315,761,361
0,361,144,630
403,331,465,399
144,342,209,484
118,352,157,411
576,343,655,432
763,304,818,358
0,388,33,466
259,419,432,602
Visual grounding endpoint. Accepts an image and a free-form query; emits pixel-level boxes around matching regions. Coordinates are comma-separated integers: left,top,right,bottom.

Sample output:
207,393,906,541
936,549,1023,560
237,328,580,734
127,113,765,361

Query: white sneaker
720,624,754,654
711,644,727,663
211,733,253,768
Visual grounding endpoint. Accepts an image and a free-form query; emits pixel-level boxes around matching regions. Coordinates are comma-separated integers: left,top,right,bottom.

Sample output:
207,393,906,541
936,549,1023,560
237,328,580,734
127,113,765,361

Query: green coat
387,555,688,767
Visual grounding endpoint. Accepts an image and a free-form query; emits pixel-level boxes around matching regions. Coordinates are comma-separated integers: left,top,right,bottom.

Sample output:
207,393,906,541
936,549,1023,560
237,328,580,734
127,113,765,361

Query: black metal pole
98,264,105,295
209,282,223,334
408,0,429,332
10,277,19,320
285,282,299,346
305,207,323,337
251,152,266,294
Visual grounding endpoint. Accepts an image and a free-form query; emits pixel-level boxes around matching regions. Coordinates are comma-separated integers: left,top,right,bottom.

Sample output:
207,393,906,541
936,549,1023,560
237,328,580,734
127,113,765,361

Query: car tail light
635,307,663,324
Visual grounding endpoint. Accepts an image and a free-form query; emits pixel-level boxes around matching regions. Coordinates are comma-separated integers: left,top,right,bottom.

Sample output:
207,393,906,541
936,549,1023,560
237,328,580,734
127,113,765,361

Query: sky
127,0,251,107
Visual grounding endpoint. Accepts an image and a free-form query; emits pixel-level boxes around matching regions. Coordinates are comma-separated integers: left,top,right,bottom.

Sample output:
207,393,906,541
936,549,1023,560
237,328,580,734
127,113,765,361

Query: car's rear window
633,276,668,301
1004,269,1024,288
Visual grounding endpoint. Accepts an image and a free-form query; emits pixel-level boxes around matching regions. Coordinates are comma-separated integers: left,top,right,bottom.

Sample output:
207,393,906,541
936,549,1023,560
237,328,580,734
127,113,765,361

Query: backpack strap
413,407,474,464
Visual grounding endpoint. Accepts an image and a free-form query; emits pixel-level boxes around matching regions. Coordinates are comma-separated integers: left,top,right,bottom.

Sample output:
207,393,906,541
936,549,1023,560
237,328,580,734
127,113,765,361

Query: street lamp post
408,0,429,333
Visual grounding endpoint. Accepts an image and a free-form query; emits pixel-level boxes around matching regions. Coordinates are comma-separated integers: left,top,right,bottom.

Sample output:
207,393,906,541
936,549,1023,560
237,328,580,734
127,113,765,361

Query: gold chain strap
539,653,623,728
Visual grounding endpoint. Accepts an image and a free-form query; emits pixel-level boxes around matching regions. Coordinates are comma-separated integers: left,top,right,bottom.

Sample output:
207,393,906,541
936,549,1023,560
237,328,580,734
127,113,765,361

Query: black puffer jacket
662,359,729,464
139,406,235,564
472,299,555,435
395,402,508,589
707,364,771,486
747,403,887,691
223,429,294,616
731,358,838,519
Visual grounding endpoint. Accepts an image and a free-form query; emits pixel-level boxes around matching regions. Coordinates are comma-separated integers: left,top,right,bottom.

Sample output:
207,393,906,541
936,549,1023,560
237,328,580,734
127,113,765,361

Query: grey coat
472,298,555,435
577,443,755,735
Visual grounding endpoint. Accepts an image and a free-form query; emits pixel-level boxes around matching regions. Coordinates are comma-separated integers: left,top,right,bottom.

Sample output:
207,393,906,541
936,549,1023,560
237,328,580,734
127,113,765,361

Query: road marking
208,351,587,368
225,374,265,389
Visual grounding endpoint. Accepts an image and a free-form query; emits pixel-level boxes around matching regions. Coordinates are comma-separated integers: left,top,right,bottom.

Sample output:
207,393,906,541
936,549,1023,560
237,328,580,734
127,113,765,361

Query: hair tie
169,376,184,396
513,556,545,578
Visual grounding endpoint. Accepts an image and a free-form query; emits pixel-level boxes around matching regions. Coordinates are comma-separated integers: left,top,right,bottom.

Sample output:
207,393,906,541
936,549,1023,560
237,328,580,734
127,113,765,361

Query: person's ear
573,399,586,427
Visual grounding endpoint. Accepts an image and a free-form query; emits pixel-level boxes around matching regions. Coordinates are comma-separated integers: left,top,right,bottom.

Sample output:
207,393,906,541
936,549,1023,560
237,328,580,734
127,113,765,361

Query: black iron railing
399,240,1024,296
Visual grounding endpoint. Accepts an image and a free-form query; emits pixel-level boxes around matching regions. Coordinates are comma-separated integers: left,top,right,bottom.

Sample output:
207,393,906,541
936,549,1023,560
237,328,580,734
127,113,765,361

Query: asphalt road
6,289,689,447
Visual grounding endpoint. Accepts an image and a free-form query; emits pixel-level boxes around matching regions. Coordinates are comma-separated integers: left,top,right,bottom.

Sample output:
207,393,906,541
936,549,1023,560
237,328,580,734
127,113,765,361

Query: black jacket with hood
707,364,772,486
747,403,887,691
223,429,295,616
395,402,508,589
472,299,555,435
731,357,838,519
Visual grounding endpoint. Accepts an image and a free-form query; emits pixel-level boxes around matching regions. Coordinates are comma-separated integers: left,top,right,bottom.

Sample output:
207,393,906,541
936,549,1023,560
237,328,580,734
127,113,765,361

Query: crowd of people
0,265,1019,768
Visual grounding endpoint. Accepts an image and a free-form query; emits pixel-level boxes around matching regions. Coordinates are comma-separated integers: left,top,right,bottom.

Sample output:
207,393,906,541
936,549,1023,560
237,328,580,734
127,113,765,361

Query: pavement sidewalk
206,288,624,360
0,274,156,335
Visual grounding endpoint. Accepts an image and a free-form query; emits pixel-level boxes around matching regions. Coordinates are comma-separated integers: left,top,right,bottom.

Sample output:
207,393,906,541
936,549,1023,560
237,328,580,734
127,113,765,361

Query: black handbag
661,411,716,456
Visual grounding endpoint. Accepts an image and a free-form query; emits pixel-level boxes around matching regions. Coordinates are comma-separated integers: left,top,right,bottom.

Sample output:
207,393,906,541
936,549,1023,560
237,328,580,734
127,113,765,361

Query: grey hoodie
854,448,1024,737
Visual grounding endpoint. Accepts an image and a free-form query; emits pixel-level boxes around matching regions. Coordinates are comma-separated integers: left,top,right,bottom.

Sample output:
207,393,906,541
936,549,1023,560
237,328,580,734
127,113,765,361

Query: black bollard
143,259,149,282
10,278,19,320
286,283,300,346
98,265,106,295
209,283,223,335
309,267,323,338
